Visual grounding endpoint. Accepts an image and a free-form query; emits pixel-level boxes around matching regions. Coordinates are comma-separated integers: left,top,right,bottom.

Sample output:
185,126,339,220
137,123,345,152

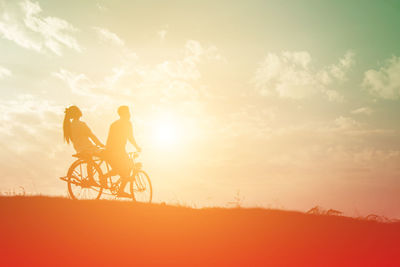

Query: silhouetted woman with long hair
63,105,104,153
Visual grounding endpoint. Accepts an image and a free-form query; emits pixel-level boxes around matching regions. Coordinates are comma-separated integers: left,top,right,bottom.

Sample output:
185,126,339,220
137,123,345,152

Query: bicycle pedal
116,192,132,198
59,176,68,182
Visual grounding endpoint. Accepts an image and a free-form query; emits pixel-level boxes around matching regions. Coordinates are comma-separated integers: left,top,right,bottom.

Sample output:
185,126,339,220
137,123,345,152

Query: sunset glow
152,115,181,148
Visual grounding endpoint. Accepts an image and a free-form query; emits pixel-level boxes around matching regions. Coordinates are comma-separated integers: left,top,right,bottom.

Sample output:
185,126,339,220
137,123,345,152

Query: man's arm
127,123,141,151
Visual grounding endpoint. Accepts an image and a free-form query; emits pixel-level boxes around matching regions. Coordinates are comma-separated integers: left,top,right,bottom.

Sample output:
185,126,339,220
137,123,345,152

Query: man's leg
117,153,135,199
117,177,134,199
118,178,128,195
87,159,96,185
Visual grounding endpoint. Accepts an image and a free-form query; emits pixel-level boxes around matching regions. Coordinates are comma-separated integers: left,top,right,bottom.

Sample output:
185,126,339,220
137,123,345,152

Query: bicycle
60,150,152,202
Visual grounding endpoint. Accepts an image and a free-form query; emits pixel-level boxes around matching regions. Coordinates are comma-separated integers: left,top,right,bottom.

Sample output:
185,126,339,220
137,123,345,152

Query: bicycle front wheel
67,159,103,200
130,170,152,203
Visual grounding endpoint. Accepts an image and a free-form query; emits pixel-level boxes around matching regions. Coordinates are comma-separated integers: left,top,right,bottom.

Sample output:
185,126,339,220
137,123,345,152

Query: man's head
117,105,130,120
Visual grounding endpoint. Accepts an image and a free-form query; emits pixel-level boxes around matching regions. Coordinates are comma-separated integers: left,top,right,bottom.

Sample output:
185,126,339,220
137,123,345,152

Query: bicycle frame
61,149,151,202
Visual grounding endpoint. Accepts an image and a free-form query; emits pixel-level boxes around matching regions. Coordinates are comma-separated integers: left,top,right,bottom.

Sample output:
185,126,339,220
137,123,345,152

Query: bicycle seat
72,152,93,158
72,148,105,159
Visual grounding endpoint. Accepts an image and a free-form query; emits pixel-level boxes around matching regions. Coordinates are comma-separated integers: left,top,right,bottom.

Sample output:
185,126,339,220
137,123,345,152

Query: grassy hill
0,196,399,266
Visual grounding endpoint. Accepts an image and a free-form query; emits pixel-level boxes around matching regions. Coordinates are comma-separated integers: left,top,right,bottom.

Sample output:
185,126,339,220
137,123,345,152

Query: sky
0,0,399,217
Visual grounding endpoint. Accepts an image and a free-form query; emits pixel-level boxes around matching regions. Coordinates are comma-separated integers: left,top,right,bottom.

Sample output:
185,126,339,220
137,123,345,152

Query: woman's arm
89,131,104,147
83,122,104,147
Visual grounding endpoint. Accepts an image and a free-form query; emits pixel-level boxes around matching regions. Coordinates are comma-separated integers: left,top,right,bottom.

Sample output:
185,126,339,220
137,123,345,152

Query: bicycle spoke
72,170,80,179
130,170,152,203
68,160,103,200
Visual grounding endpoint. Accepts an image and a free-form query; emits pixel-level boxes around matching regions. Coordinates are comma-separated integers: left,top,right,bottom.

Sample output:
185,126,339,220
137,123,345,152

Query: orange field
1,196,399,266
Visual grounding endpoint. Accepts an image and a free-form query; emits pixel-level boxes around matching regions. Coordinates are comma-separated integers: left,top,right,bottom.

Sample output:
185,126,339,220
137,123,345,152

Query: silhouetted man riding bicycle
105,106,141,198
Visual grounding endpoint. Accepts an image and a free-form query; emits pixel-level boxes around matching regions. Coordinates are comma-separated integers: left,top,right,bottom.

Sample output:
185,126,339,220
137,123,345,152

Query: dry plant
0,186,26,196
307,206,343,216
357,214,399,223
227,190,244,208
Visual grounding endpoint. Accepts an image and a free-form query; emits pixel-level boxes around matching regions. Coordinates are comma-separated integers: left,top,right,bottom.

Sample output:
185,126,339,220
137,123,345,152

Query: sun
155,122,178,145
147,111,198,152
152,115,181,148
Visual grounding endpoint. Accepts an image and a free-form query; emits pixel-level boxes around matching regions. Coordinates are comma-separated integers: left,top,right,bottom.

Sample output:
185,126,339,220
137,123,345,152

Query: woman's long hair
63,106,82,144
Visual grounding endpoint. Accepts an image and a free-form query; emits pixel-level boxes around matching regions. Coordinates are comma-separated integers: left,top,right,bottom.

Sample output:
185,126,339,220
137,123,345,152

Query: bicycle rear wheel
67,159,103,200
130,170,152,203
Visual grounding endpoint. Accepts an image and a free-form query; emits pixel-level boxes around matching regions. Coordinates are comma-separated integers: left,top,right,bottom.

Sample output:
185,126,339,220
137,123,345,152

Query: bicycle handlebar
128,151,140,159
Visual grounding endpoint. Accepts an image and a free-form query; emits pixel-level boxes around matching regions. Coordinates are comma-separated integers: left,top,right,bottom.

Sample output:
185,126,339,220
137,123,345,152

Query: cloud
93,27,124,46
52,68,95,96
53,63,137,99
154,40,223,82
96,3,108,11
0,94,66,191
351,107,373,115
20,0,81,55
0,66,12,79
104,67,128,86
328,51,355,81
363,56,400,99
0,0,81,55
0,12,42,52
185,40,224,62
157,29,167,41
333,116,362,130
131,40,224,110
205,106,400,197
53,39,222,102
252,51,355,101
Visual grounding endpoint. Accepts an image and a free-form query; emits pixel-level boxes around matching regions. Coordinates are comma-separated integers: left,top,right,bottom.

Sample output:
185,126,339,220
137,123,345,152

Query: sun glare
155,122,178,145
152,115,181,148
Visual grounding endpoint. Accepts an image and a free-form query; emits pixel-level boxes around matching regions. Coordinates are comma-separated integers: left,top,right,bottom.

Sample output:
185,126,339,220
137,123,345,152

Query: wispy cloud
93,26,124,46
363,56,400,100
157,24,169,41
155,40,224,82
0,93,64,191
0,12,42,52
52,39,224,117
0,65,12,79
52,68,95,95
96,2,108,12
20,0,81,55
351,107,373,115
157,29,167,41
0,0,81,55
252,51,355,101
333,116,363,130
209,107,399,189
